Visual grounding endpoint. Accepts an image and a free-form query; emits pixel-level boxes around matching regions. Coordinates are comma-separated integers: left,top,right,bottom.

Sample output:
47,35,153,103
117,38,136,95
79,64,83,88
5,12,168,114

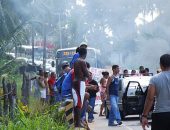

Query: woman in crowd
99,77,107,116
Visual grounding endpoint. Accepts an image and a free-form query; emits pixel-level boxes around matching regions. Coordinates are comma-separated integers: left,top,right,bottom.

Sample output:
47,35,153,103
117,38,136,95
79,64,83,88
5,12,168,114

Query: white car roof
121,76,152,91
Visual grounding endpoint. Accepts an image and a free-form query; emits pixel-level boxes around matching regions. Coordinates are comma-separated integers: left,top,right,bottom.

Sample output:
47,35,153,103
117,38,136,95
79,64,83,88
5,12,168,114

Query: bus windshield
56,47,100,75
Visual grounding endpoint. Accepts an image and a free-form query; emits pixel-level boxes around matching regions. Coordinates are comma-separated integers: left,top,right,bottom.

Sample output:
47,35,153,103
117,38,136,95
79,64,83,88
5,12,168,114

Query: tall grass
0,56,70,130
0,101,69,130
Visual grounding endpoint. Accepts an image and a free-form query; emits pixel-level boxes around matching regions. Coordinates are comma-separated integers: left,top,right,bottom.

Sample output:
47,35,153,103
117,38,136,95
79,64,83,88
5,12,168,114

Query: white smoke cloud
10,0,170,73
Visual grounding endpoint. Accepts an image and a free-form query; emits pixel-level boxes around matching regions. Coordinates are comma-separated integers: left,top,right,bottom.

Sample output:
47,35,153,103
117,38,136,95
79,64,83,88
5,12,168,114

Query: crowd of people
32,42,170,130
62,43,125,129
31,43,111,129
123,66,152,77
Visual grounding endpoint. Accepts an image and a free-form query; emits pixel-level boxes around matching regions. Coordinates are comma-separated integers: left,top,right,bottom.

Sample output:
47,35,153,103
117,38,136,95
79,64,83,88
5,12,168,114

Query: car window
127,82,139,96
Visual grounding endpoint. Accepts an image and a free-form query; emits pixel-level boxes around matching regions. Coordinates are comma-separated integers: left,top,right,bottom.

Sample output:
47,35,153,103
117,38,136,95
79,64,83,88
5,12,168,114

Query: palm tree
0,0,31,55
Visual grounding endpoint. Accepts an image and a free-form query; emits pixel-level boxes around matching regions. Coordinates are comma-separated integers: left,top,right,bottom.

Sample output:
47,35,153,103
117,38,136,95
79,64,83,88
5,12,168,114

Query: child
99,77,107,116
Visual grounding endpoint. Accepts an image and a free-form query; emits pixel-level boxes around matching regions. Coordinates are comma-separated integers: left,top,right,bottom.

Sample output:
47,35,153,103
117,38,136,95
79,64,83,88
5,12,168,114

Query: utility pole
43,24,47,71
31,25,35,65
58,13,62,49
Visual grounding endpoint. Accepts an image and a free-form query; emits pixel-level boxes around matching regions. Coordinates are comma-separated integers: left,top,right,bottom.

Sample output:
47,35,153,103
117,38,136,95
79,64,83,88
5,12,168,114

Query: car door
122,81,145,115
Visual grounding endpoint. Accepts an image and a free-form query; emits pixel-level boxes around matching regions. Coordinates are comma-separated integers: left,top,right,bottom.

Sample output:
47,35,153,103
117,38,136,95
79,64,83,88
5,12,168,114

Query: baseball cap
80,42,88,48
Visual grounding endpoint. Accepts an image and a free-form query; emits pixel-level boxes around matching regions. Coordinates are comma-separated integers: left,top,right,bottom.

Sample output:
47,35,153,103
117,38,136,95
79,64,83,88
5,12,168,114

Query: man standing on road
141,54,170,130
87,71,99,123
106,65,122,126
73,47,89,128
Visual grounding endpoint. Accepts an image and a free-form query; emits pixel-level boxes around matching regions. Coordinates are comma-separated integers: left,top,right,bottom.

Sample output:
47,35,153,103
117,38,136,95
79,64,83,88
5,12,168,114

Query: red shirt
48,77,56,96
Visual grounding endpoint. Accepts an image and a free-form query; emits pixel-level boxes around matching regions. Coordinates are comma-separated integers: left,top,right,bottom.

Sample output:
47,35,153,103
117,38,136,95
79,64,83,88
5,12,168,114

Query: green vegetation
0,54,25,76
0,104,68,130
0,55,69,130
0,54,23,97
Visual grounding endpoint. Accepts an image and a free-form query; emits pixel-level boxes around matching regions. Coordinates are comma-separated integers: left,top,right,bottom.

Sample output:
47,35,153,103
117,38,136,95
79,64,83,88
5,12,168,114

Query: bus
16,45,44,59
55,47,103,78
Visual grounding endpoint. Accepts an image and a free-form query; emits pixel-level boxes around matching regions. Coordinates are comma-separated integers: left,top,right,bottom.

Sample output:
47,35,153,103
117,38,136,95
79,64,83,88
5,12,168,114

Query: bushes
0,102,68,130
0,54,69,130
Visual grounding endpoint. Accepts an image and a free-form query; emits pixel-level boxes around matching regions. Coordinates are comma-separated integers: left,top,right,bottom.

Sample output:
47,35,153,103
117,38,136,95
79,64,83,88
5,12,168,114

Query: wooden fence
0,77,17,119
21,72,31,105
0,72,35,119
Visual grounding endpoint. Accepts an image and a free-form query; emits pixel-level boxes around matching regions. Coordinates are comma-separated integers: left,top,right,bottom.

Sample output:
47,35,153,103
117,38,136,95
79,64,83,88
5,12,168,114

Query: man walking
106,65,122,126
141,54,170,130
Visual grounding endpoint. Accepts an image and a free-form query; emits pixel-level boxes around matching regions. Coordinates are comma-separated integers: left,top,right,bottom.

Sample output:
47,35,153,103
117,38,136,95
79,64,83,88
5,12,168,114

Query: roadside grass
0,89,69,130
0,104,68,130
0,55,70,130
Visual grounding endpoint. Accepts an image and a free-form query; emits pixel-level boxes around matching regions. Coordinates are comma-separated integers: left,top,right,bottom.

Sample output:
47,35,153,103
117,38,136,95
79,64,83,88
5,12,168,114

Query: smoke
10,0,170,72
83,0,170,72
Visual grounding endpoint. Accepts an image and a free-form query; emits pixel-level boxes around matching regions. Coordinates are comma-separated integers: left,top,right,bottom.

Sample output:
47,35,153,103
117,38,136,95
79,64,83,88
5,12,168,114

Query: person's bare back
74,58,89,81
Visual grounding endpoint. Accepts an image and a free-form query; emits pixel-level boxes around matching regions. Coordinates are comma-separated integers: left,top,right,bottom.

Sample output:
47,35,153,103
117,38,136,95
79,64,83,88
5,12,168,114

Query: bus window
56,50,76,59
56,58,72,76
86,49,96,58
86,57,96,67
55,47,100,76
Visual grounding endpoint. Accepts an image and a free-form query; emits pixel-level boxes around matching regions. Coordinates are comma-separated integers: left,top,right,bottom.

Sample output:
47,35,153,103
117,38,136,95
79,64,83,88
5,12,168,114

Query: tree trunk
21,72,30,105
0,92,2,116
7,83,14,119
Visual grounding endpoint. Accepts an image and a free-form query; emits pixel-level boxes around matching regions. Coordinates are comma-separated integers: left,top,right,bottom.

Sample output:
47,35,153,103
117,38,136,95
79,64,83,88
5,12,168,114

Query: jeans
62,94,72,100
81,100,88,121
88,97,96,120
55,91,62,102
108,95,121,124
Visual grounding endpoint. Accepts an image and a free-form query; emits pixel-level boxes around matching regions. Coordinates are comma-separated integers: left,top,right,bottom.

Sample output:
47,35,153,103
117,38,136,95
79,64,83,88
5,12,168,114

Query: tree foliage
1,0,170,70
0,0,31,53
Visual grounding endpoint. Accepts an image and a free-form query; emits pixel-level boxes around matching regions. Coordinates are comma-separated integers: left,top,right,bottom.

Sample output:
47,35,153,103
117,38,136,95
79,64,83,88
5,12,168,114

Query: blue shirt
61,71,73,97
70,53,80,68
55,73,67,92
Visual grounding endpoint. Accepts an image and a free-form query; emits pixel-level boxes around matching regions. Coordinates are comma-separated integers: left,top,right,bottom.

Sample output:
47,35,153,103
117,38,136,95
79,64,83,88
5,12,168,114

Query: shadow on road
123,116,140,121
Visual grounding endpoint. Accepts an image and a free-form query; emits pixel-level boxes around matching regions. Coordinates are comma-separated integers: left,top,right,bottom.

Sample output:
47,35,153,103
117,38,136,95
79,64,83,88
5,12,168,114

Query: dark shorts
151,112,170,130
